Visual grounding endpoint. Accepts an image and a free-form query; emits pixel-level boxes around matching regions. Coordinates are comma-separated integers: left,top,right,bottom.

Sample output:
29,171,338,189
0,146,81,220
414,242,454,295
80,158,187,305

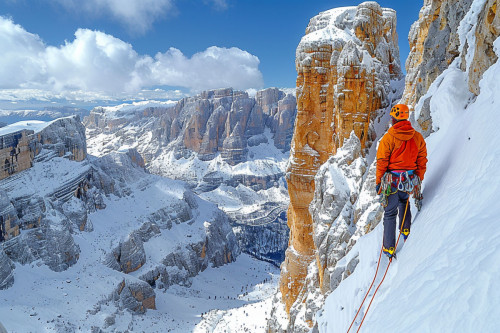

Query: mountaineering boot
383,246,395,259
401,229,410,242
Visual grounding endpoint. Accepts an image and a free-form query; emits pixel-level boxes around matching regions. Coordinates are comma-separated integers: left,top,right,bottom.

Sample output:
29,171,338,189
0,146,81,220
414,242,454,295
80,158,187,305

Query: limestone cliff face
0,116,87,181
279,1,402,319
38,116,87,162
84,88,296,165
403,0,499,137
402,0,474,112
464,0,499,95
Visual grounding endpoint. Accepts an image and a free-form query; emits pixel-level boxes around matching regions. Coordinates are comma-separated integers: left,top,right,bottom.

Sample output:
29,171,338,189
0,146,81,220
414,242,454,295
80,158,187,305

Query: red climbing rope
346,247,383,333
356,258,392,333
347,197,410,333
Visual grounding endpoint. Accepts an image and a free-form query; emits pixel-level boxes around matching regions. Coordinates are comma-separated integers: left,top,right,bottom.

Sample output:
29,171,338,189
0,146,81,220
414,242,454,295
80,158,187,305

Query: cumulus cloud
52,0,174,34
0,16,264,101
0,17,46,88
152,46,263,92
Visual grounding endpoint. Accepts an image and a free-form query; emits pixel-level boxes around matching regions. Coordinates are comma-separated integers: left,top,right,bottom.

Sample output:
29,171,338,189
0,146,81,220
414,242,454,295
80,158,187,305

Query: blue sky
0,0,423,106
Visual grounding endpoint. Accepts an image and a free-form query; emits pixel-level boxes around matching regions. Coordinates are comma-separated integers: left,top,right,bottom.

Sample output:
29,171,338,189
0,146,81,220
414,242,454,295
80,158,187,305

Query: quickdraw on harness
379,170,423,211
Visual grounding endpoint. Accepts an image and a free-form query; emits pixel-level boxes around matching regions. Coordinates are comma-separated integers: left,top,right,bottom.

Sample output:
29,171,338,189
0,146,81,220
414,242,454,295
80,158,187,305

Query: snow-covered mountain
84,87,296,265
0,115,256,331
270,0,500,332
1,0,498,332
0,107,90,125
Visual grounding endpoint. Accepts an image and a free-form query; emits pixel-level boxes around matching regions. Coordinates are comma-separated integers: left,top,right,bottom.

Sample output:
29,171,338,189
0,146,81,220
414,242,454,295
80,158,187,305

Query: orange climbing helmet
390,104,410,120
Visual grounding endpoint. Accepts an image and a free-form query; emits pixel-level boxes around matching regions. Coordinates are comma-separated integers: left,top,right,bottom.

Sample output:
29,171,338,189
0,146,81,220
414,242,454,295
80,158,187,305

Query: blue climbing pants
383,191,411,249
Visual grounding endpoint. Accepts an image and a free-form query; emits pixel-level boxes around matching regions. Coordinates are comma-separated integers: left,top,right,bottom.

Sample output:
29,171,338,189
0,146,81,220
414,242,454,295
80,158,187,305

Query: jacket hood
388,120,415,141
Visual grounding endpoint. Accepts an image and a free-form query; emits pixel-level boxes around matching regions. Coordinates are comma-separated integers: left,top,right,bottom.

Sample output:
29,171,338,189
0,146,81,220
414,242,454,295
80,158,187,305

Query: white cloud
0,18,46,88
0,88,187,103
0,16,264,101
52,0,174,34
152,46,263,92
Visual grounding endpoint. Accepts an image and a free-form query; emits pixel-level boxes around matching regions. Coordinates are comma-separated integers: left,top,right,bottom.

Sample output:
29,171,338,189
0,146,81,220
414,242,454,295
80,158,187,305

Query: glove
376,183,381,194
415,198,422,211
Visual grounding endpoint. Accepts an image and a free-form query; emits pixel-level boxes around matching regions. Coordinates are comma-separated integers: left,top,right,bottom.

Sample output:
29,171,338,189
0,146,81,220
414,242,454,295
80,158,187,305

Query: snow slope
0,251,278,333
0,147,246,332
316,27,500,333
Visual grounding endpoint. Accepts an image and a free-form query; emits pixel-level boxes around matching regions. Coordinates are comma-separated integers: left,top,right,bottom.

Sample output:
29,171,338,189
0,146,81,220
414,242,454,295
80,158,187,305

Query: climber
375,104,427,258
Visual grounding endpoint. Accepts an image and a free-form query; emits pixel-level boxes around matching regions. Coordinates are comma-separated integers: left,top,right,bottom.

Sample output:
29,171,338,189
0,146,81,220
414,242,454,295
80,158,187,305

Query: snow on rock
402,0,474,110
111,278,156,314
90,150,241,295
311,133,367,291
315,3,500,333
85,87,295,266
276,2,402,329
0,248,14,289
38,116,87,162
0,114,247,331
402,0,499,137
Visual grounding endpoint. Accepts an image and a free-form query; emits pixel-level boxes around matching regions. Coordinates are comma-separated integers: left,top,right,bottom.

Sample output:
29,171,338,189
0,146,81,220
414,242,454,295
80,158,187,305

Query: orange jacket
376,120,427,185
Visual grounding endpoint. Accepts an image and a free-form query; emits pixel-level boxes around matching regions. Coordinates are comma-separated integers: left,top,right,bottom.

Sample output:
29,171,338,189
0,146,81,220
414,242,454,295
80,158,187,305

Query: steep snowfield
316,36,500,333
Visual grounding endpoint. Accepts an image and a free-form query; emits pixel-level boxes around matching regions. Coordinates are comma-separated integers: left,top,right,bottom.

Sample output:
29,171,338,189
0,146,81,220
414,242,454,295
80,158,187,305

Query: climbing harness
347,197,410,333
379,170,423,211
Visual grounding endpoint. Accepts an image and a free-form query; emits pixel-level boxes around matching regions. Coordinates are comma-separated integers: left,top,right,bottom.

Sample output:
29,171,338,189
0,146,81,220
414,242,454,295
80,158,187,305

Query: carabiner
397,173,405,191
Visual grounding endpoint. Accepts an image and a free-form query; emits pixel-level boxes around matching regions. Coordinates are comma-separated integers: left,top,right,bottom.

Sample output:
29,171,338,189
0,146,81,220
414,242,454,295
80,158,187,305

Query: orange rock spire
280,1,402,314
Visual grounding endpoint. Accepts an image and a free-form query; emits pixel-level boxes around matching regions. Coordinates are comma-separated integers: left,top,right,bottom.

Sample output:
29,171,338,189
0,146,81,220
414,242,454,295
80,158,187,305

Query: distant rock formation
38,117,87,162
85,88,296,165
0,116,86,181
0,114,240,330
92,150,241,311
0,249,14,289
112,279,156,314
84,88,296,266
278,1,402,321
0,117,90,290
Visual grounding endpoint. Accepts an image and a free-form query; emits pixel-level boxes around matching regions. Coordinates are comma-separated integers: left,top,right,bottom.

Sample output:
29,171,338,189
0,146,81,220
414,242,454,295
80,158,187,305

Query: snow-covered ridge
0,107,90,125
0,116,78,136
95,100,177,119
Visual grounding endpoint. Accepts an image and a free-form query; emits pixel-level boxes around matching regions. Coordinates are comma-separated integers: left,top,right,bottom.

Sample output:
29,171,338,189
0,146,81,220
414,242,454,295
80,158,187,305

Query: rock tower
280,1,402,315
